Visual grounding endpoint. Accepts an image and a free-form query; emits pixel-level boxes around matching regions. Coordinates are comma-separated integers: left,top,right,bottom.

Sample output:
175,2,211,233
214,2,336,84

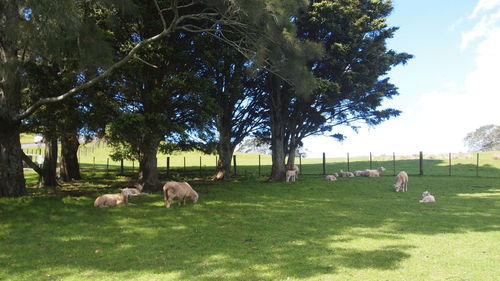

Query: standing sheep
163,181,199,208
286,169,297,182
94,192,128,207
289,164,300,180
419,191,436,203
394,171,409,192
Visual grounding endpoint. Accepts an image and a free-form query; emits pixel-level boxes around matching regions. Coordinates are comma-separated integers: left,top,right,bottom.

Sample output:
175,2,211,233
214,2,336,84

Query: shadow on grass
1,171,499,280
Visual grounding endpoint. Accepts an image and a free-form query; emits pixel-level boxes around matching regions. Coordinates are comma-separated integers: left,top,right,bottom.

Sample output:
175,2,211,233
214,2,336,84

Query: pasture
1,161,499,280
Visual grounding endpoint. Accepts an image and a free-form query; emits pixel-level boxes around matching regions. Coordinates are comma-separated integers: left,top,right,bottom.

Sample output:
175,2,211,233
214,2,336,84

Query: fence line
22,147,500,178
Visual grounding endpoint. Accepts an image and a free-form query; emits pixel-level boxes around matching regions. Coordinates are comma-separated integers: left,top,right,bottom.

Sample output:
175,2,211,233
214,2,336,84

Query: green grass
1,169,499,280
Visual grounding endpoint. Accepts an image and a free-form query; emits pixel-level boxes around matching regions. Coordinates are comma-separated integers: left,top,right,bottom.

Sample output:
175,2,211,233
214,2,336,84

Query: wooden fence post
299,154,302,175
322,152,326,175
369,152,373,170
419,151,424,176
199,156,202,177
167,157,170,177
106,158,109,174
258,154,261,177
233,155,237,175
183,157,186,173
347,153,350,171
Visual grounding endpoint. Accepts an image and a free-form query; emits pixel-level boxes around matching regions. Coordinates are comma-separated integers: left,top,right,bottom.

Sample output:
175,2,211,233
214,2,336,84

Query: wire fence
22,144,500,178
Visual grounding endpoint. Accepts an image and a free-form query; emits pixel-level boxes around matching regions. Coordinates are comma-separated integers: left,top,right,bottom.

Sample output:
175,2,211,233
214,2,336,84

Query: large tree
464,125,500,152
0,0,267,197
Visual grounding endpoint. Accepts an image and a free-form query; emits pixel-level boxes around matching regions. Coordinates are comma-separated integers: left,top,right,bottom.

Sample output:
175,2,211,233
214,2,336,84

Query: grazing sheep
366,166,386,177
325,175,337,181
419,191,436,203
163,181,199,208
286,169,297,182
94,192,128,207
394,171,409,192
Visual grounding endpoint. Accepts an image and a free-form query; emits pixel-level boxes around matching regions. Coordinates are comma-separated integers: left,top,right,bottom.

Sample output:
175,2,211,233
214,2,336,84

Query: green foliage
464,124,500,152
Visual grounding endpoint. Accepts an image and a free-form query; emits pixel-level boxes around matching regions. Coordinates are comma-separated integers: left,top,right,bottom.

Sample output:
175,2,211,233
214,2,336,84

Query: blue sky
303,0,500,158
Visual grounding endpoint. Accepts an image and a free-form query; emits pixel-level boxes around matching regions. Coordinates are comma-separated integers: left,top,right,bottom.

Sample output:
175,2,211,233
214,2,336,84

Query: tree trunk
213,106,234,180
39,138,59,188
0,123,26,197
60,134,81,181
0,12,26,196
286,134,297,169
269,76,288,181
139,139,161,192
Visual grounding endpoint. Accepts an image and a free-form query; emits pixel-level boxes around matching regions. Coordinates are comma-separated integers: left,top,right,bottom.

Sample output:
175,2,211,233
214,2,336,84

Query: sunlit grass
1,170,500,280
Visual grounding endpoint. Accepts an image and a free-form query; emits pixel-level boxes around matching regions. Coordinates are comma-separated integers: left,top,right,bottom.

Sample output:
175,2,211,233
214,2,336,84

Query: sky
303,0,500,158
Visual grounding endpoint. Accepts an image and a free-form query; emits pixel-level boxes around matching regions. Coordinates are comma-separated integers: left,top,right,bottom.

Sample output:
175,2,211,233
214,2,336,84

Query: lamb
286,169,297,182
289,164,300,180
394,171,409,192
120,183,146,196
366,166,386,177
94,192,128,207
419,191,436,203
163,181,199,208
325,175,337,181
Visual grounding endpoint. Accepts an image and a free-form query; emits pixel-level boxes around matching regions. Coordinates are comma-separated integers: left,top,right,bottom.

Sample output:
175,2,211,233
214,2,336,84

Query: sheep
120,183,147,197
333,173,339,177
339,170,355,177
394,171,409,192
354,170,370,177
288,164,300,180
366,166,386,177
163,181,199,208
286,169,297,182
325,175,337,181
94,192,128,207
419,191,436,203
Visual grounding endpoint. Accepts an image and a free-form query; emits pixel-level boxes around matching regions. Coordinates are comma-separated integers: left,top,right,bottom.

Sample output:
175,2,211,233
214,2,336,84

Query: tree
0,0,266,197
464,125,500,152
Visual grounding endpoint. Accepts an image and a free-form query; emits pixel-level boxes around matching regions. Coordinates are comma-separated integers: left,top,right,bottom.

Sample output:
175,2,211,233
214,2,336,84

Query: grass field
1,164,500,280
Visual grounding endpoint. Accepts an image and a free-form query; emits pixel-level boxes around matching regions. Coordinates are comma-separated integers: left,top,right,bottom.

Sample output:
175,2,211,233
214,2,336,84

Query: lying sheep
163,181,199,208
339,170,355,177
333,173,339,177
120,187,142,196
366,166,386,177
354,170,370,177
419,191,436,203
325,175,337,181
394,171,409,192
286,169,297,182
94,192,128,207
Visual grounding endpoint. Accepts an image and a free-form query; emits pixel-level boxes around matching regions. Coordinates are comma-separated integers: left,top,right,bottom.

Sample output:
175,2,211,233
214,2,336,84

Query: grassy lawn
1,168,499,280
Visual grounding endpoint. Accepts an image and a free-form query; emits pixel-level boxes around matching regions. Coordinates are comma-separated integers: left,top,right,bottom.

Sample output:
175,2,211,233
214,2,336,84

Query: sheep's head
422,191,430,197
379,167,386,172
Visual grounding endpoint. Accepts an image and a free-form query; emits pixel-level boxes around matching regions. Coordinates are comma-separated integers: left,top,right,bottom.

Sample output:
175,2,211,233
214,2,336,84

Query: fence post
258,154,261,177
120,159,124,175
167,157,170,177
449,153,452,176
93,157,95,171
322,152,326,175
419,151,424,176
106,158,109,174
347,153,350,171
369,152,373,170
476,153,479,177
233,155,237,175
199,156,202,177
299,154,302,175
393,152,396,176
183,157,186,173
132,160,134,172
215,156,218,171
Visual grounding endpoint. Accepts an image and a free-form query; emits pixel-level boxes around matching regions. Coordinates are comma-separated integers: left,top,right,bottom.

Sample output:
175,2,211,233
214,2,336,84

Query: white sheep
333,173,339,177
325,175,337,181
120,187,142,196
419,191,436,203
286,169,297,182
289,164,300,180
394,171,409,192
354,170,370,177
366,166,386,177
163,181,199,208
339,170,355,177
94,192,128,207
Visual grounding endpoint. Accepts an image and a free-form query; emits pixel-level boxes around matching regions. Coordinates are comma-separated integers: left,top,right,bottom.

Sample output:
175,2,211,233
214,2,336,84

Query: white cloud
303,1,500,158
